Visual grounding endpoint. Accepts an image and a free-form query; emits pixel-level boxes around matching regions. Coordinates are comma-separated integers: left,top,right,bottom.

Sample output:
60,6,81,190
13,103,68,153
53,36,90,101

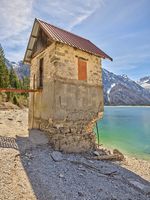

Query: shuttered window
78,59,87,80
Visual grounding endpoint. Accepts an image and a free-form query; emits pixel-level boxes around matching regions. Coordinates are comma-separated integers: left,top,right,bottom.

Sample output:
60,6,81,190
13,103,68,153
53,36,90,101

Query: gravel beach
0,108,150,200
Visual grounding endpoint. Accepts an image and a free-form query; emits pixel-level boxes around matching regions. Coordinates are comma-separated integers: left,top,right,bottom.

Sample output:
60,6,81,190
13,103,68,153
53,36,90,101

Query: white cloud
34,0,104,30
6,49,25,62
0,0,34,40
0,0,34,60
66,0,104,30
0,0,104,61
103,51,150,76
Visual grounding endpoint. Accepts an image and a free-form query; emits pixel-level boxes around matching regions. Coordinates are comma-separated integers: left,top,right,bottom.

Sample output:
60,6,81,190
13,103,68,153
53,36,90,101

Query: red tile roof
37,19,112,61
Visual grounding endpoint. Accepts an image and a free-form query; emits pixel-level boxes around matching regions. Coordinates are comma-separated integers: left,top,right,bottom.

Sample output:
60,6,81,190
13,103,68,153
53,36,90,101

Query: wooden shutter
78,59,87,80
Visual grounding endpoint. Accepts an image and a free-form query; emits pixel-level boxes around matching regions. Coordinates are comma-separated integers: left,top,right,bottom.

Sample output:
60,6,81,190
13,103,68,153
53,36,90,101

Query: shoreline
98,144,150,181
121,155,150,182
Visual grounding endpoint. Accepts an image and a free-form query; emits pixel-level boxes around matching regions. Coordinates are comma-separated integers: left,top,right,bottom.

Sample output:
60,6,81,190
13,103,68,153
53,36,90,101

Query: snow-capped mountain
15,61,30,79
102,69,150,105
137,76,150,90
5,59,15,69
5,59,29,79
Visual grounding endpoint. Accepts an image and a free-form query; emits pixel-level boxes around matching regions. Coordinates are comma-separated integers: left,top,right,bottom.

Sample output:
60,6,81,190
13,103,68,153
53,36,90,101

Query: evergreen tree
21,76,29,97
0,44,30,106
22,76,29,89
0,44,9,88
9,66,20,88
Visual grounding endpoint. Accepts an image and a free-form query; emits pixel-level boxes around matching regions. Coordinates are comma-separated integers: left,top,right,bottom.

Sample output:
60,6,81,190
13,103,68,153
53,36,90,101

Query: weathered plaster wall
29,41,104,152
54,79,103,121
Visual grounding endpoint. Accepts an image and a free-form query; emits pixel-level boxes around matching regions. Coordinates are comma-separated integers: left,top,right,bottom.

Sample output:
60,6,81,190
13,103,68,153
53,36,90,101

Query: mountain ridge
137,76,150,90
103,69,150,105
5,59,30,79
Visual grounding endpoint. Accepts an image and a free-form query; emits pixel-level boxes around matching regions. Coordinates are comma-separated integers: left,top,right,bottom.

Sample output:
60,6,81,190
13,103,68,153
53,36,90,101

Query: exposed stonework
39,119,96,153
28,38,104,152
54,42,102,86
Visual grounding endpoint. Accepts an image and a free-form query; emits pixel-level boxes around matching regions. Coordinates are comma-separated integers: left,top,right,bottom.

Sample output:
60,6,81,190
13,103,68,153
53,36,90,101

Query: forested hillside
0,44,29,106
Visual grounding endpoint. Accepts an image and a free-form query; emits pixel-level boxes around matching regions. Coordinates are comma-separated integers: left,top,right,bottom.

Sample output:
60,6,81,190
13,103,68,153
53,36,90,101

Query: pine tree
21,76,29,97
0,44,9,88
9,66,20,88
22,76,29,89
0,44,30,106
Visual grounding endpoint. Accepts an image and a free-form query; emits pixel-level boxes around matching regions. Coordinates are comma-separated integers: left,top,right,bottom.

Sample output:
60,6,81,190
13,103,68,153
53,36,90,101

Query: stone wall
29,41,104,152
40,119,96,153
54,42,102,86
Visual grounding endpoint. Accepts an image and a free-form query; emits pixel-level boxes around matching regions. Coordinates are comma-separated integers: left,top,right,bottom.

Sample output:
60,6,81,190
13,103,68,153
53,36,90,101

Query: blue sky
0,0,150,80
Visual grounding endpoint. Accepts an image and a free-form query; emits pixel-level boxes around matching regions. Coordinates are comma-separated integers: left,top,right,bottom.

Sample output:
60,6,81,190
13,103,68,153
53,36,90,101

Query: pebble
59,173,64,178
88,160,94,164
8,118,13,121
51,151,63,162
79,168,87,172
78,191,84,197
79,173,84,176
93,151,100,156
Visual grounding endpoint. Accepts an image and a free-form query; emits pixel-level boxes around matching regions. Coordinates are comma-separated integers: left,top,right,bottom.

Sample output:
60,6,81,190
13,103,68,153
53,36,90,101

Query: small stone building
23,18,112,152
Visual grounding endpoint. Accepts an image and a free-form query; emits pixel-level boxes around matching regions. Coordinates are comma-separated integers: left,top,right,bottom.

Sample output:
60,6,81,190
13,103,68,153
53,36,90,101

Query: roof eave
23,18,39,64
23,18,56,65
104,55,113,61
91,52,113,61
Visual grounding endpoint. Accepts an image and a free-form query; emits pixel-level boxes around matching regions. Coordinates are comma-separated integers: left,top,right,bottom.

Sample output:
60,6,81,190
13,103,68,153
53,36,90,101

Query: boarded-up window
39,58,43,88
78,59,87,80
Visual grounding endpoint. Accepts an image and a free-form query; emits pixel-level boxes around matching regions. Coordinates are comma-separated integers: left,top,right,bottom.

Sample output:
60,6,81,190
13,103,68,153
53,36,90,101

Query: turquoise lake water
96,107,150,160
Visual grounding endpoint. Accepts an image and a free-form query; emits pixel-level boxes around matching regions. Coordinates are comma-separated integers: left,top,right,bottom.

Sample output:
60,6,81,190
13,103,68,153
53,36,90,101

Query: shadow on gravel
0,132,150,200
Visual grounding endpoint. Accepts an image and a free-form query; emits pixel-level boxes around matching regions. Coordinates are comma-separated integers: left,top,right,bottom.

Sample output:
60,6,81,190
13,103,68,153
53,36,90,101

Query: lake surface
96,107,150,160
